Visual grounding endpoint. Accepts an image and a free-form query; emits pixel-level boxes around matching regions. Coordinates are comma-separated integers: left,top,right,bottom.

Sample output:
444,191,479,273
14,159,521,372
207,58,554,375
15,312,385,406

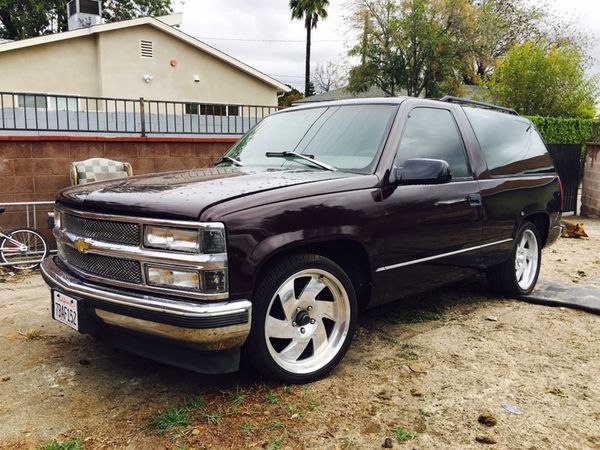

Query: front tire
245,253,357,383
486,221,541,296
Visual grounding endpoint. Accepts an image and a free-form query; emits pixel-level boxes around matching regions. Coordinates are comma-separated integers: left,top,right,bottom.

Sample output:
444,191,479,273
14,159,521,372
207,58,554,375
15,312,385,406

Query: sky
179,0,600,92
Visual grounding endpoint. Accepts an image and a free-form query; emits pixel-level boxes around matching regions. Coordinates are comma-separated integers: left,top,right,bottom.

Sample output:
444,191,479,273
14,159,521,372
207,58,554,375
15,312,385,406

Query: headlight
144,226,200,253
144,225,226,254
146,265,200,290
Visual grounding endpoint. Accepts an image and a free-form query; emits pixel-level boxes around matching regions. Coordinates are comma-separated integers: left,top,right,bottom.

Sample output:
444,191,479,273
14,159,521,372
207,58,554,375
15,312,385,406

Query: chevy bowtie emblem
73,239,92,253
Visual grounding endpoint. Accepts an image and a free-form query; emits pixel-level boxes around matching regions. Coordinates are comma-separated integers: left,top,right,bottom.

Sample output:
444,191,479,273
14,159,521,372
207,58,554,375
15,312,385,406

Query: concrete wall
0,25,279,106
582,143,600,218
0,136,237,243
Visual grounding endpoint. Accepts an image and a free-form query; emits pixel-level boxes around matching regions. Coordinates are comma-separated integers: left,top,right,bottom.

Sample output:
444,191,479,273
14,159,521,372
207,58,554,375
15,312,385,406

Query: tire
486,221,541,296
244,253,357,383
0,228,49,270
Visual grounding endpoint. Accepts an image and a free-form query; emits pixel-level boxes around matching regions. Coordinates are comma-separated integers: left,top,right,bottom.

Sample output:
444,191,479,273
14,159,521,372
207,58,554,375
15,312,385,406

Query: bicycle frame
0,232,28,253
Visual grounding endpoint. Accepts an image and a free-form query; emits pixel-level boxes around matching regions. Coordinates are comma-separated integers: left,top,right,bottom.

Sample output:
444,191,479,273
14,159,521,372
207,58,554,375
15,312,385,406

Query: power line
197,36,343,43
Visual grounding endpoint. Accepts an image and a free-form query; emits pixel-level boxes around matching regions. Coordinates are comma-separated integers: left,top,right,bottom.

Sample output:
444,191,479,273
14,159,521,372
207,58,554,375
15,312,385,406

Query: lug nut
300,327,306,334
310,318,316,324
296,307,301,312
307,306,313,311
292,321,297,327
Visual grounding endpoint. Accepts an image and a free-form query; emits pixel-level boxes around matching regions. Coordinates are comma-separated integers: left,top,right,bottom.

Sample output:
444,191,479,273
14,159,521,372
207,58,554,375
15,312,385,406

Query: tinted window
226,104,396,173
464,107,554,176
395,108,470,178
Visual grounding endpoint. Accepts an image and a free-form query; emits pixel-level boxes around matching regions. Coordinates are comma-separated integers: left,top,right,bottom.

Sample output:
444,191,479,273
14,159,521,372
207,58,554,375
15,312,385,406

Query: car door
378,105,483,303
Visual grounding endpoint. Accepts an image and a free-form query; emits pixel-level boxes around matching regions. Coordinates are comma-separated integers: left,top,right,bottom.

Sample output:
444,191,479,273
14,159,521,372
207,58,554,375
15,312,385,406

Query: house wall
0,25,279,106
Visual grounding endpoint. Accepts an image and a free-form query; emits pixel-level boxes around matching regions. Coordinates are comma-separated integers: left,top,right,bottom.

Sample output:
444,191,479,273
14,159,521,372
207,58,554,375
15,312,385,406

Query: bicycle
0,207,49,270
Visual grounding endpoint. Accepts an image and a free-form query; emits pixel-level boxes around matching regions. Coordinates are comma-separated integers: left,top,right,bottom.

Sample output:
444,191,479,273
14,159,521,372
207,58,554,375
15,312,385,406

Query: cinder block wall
582,143,600,218
0,136,237,243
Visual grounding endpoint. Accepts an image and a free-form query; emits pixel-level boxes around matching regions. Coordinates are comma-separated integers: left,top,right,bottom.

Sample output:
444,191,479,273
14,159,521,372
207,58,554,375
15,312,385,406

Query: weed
266,434,285,450
202,411,222,426
266,392,281,404
395,343,420,360
20,328,44,340
152,406,192,434
394,427,416,442
230,387,246,405
240,422,254,435
379,332,399,344
222,405,240,416
37,439,81,450
263,420,285,432
183,395,206,411
307,399,320,410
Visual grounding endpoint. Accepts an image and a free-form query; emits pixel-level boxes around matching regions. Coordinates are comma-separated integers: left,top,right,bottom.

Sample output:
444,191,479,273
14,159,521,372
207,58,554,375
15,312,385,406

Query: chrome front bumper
41,257,252,351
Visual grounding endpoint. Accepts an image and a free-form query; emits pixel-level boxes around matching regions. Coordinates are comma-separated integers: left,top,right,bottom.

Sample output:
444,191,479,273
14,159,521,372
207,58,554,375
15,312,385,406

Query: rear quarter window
464,107,554,176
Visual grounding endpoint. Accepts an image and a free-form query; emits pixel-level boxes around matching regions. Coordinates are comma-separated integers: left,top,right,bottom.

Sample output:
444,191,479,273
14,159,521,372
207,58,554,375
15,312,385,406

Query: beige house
0,13,288,107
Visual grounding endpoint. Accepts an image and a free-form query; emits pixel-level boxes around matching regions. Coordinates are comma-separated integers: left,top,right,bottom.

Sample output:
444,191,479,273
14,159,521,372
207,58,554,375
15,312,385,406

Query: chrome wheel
264,268,351,375
515,229,539,290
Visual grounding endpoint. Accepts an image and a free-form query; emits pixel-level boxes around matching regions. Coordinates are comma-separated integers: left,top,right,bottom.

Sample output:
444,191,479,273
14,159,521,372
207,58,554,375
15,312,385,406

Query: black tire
486,221,541,296
244,253,357,384
0,228,49,270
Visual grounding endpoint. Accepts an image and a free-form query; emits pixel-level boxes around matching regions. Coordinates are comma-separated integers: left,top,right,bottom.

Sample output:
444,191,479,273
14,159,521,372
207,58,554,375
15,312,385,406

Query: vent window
140,40,153,58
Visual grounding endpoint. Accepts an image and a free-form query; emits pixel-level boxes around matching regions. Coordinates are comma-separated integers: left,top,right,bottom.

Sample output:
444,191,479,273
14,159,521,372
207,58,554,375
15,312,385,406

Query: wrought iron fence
0,91,279,136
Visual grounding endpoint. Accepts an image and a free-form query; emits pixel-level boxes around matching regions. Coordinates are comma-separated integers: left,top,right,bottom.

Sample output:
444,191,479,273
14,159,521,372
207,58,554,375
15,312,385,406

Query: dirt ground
1,217,600,450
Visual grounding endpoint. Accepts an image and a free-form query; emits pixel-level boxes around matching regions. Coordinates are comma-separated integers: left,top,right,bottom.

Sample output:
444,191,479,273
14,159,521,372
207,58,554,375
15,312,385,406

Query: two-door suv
42,97,561,383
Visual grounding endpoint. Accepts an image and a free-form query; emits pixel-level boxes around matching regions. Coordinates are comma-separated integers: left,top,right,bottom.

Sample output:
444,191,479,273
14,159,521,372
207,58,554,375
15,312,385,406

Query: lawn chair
70,158,133,185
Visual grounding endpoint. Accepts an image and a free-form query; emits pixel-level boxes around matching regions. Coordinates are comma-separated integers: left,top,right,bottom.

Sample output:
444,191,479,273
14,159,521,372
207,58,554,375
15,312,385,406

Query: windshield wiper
214,156,243,167
265,151,336,171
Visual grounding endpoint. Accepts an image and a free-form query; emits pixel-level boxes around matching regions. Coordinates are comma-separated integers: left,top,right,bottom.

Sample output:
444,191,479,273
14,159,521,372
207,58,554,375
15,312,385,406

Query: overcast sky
179,0,599,92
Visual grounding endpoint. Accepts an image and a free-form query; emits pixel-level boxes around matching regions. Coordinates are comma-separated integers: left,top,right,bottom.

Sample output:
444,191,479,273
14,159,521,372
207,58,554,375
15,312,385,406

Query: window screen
396,108,470,178
80,0,100,15
464,107,554,176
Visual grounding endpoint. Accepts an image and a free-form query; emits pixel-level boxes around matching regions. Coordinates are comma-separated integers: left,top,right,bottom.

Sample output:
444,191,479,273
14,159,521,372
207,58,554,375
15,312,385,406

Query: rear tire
0,228,48,270
244,253,357,384
486,221,541,296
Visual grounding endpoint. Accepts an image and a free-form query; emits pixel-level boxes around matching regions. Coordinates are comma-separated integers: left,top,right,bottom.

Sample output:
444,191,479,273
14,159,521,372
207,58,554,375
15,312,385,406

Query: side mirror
395,158,452,185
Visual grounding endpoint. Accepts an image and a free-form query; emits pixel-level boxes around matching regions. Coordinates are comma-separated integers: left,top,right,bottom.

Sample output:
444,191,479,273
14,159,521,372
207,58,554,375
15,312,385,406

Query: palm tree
290,0,329,97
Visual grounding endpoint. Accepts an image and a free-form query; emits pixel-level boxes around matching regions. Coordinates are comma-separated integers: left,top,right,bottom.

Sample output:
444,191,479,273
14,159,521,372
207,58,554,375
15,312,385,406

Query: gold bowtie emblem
73,239,92,253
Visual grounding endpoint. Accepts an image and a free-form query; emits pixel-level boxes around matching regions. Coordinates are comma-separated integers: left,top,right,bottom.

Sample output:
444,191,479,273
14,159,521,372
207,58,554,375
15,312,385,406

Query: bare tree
312,61,348,93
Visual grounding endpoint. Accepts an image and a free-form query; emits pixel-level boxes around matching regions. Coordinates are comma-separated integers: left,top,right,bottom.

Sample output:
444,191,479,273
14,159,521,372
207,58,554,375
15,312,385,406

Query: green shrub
527,116,599,144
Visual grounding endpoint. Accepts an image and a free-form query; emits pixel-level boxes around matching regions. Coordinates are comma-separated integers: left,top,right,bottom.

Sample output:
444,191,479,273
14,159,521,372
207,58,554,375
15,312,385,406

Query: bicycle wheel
0,228,49,270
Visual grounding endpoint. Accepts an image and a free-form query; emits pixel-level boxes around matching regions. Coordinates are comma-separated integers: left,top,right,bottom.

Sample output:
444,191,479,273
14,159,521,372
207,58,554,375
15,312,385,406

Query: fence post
139,97,146,137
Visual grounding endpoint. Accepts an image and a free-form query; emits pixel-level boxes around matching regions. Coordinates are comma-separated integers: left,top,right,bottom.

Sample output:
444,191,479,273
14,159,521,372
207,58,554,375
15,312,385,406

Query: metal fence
0,91,279,136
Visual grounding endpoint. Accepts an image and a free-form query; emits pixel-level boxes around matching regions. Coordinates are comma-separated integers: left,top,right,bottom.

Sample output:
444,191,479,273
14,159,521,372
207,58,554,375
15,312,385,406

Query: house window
140,40,153,58
200,104,228,116
184,104,239,116
185,103,199,115
17,95,47,109
228,105,239,116
47,96,79,111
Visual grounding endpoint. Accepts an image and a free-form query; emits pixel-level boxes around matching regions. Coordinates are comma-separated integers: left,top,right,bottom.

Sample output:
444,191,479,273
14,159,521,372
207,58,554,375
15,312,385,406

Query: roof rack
439,96,519,116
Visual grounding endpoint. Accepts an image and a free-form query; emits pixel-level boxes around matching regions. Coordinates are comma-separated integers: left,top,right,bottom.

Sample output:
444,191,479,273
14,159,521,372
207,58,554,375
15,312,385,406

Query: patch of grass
266,392,281,404
222,405,240,416
240,421,255,435
37,439,81,450
152,406,192,434
20,328,45,340
395,343,420,361
230,387,246,405
202,411,222,426
263,420,285,432
387,309,442,324
266,434,285,450
394,427,416,442
183,395,206,411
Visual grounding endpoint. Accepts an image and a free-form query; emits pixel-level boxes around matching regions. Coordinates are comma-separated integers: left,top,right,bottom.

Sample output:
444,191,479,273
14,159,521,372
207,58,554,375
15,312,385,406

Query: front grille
62,245,142,284
64,214,140,246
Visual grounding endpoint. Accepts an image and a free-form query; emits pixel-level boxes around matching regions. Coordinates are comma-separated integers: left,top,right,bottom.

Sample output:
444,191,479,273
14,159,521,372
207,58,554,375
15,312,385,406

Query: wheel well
255,240,372,311
525,213,550,247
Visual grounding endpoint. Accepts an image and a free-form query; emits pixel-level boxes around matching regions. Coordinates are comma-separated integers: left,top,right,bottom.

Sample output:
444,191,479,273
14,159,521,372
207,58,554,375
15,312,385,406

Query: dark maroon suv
41,97,561,383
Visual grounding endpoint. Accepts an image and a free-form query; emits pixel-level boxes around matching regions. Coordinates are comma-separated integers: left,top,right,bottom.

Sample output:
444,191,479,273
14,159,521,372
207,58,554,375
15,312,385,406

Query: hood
57,167,357,220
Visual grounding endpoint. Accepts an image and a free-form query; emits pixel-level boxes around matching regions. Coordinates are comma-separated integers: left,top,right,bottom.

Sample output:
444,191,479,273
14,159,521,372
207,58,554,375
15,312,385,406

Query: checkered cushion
70,158,132,185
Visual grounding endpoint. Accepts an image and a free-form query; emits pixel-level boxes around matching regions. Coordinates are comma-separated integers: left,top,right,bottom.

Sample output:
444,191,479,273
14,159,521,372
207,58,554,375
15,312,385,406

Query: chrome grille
64,214,139,246
62,245,142,284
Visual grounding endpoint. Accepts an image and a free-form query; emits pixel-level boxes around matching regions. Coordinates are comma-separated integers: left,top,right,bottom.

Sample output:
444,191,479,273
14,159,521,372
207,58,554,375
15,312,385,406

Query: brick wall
582,143,600,218
0,136,237,242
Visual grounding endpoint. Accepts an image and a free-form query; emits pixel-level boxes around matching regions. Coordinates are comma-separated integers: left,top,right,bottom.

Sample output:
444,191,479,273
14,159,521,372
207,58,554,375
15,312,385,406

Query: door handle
468,193,482,207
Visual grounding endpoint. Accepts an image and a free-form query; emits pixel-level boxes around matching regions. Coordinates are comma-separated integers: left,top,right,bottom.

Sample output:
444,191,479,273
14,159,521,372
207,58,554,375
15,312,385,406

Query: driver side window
396,108,470,178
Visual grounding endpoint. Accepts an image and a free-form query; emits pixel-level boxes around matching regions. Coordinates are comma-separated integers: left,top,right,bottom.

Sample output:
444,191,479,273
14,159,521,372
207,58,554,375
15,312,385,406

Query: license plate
52,291,79,331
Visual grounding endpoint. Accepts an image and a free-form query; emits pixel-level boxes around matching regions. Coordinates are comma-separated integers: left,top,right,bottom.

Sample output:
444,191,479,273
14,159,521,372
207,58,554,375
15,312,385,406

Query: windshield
223,104,397,173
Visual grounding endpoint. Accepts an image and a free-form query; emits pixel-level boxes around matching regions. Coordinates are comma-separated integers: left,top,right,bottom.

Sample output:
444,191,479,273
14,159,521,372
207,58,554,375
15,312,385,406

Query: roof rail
439,96,519,116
